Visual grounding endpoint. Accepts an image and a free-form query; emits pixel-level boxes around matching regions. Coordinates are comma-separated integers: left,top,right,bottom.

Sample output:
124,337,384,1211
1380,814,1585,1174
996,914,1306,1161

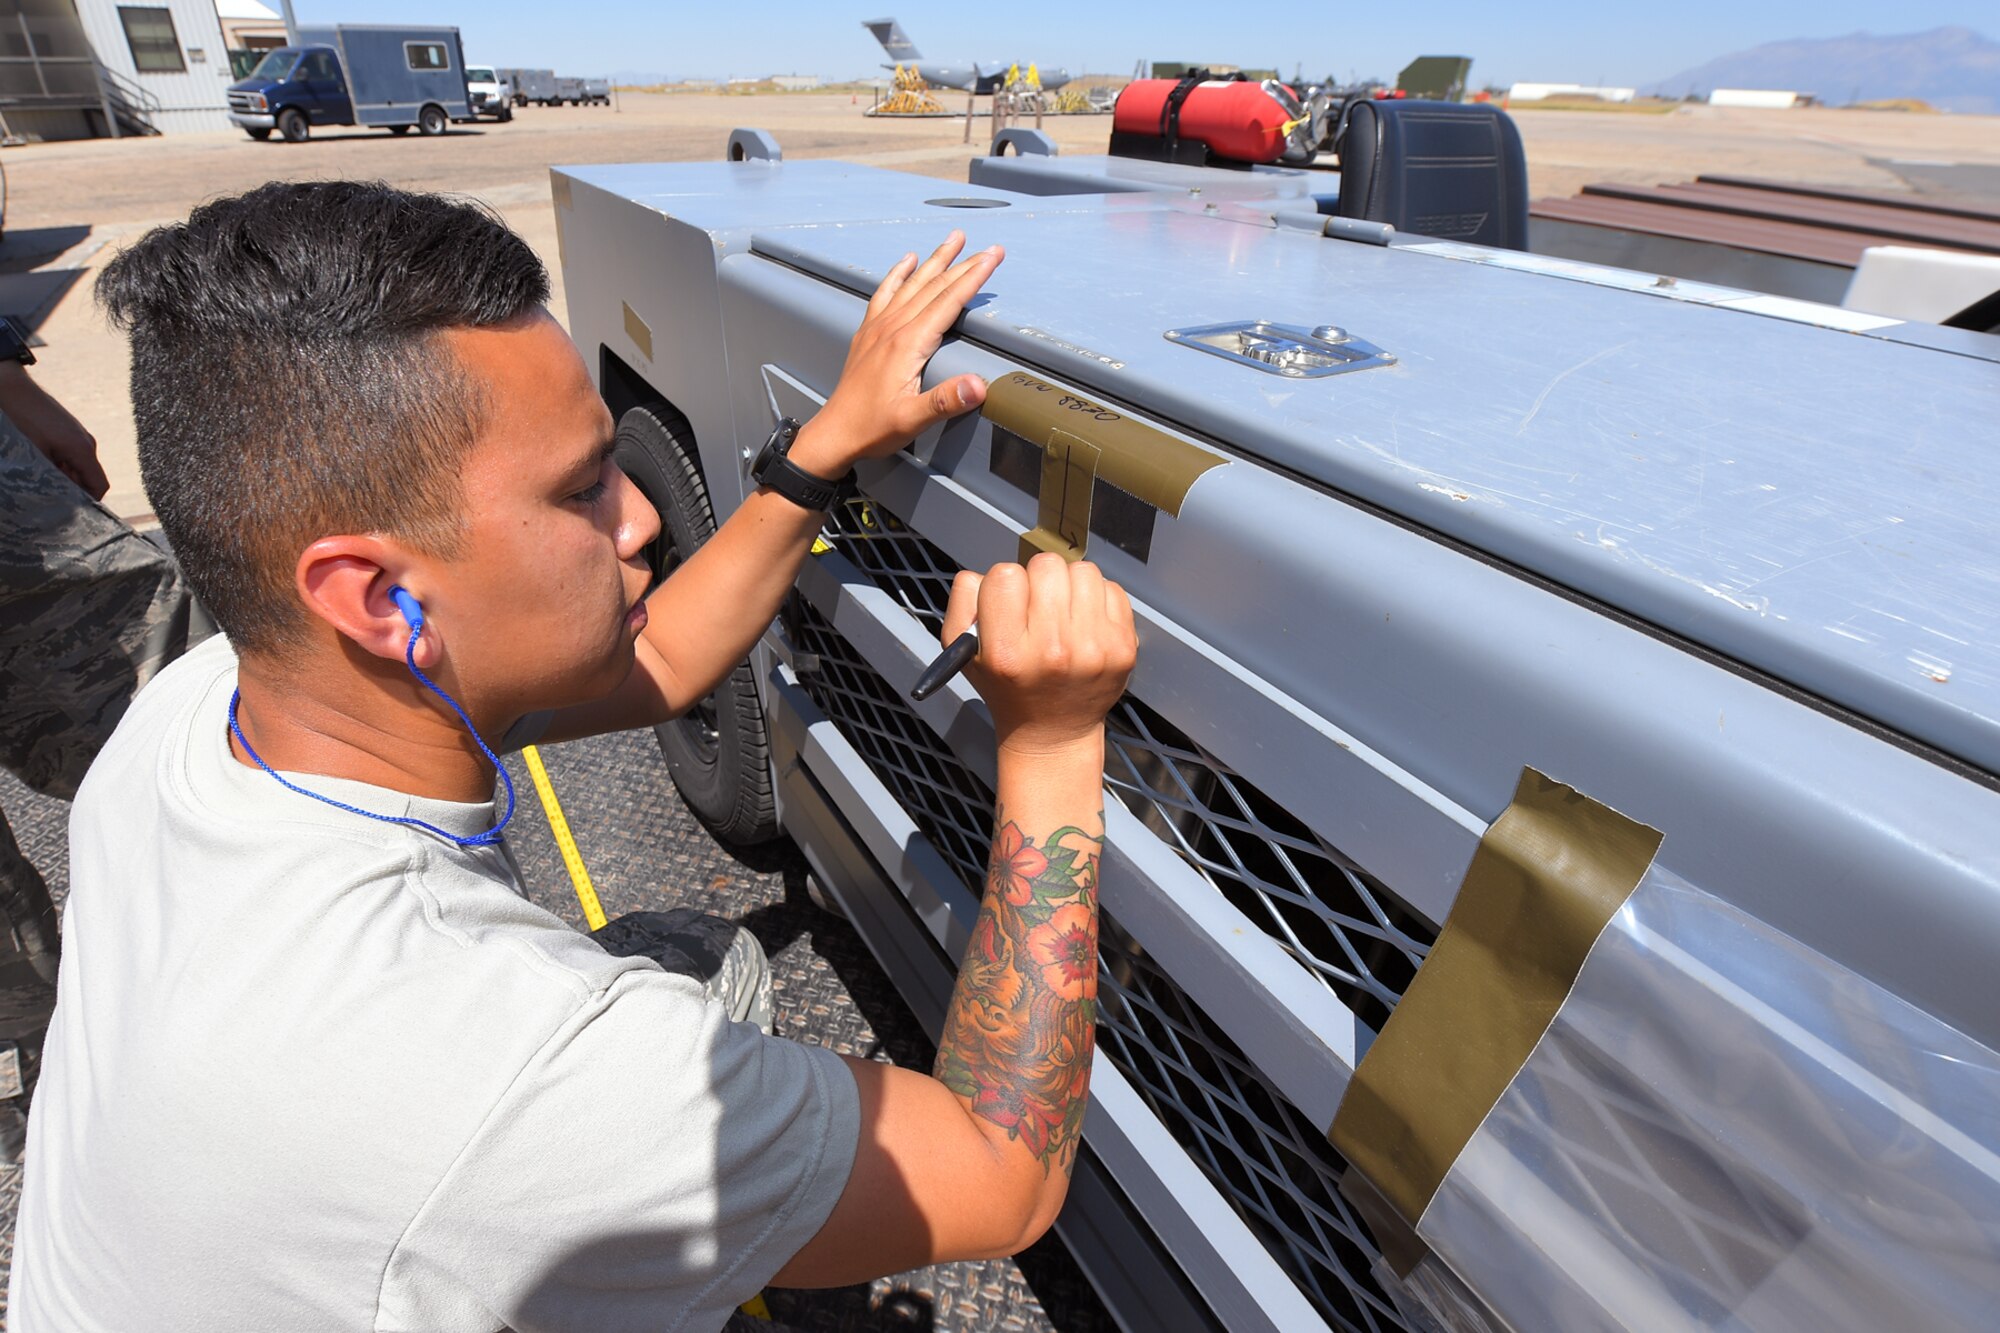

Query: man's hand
941,554,1137,761
0,363,109,499
535,234,1005,745
791,232,1003,477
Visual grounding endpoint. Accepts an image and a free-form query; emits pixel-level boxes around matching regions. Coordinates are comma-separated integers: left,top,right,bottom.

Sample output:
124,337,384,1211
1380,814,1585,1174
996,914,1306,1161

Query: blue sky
286,1,1993,88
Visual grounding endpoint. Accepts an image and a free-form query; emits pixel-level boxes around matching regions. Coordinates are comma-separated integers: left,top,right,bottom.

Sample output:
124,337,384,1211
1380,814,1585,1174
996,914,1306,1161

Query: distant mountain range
1645,26,1999,113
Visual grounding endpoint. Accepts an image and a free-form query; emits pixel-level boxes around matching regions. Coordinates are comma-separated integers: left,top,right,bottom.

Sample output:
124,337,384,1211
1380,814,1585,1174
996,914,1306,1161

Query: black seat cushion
1336,100,1528,250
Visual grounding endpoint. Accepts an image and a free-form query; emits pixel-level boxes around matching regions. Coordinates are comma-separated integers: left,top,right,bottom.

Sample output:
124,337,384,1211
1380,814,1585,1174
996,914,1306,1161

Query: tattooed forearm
935,807,1103,1175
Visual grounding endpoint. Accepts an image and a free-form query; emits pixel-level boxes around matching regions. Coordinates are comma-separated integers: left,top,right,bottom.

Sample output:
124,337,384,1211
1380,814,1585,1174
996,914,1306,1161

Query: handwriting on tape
997,372,1123,424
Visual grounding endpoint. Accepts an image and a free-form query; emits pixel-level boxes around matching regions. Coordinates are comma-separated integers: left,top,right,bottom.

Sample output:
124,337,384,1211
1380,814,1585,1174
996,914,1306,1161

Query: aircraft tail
862,18,921,63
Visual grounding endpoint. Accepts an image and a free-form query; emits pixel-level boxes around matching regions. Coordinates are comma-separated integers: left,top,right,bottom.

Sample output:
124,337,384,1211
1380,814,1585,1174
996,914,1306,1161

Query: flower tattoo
990,821,1049,906
1026,904,1096,1001
937,808,1103,1175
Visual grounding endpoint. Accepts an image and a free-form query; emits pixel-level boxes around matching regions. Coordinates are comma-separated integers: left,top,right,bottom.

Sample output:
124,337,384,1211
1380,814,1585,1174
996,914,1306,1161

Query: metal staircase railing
94,61,162,137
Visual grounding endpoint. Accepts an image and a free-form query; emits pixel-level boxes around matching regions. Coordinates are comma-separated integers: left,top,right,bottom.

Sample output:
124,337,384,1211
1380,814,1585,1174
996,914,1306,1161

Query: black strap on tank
1158,68,1246,153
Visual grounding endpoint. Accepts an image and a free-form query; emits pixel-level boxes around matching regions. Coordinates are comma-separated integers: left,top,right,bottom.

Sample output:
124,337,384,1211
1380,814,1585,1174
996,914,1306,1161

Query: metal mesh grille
788,594,1407,1332
820,498,1437,1032
1101,700,1432,1033
1095,916,1407,1333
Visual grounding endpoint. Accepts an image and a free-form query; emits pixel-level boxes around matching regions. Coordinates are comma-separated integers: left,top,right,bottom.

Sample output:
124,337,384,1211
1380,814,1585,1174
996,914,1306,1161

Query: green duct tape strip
982,370,1226,563
1331,767,1662,1242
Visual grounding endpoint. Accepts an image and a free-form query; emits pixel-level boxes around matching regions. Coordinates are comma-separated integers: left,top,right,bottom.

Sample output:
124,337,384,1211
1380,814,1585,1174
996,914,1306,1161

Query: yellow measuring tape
520,745,606,931
518,744,772,1321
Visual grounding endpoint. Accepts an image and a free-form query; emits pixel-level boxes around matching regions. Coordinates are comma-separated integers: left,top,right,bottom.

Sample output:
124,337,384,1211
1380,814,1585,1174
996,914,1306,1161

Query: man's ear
296,536,443,669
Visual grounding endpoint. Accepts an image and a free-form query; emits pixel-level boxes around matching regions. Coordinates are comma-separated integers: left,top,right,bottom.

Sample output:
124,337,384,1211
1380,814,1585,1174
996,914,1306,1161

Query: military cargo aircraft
862,17,1072,93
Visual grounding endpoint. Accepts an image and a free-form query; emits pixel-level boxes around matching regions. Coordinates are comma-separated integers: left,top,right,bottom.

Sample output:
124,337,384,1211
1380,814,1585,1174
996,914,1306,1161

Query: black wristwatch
0,316,35,367
750,417,853,512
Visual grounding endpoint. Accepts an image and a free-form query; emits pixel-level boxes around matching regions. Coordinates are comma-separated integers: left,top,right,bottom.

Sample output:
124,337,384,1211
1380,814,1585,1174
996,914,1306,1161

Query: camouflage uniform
0,414,207,1155
591,908,775,1035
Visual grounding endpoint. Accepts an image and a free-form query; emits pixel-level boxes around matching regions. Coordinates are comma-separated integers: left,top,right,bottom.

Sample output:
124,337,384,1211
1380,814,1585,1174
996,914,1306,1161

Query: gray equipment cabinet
550,139,2000,1331
296,25,469,129
500,68,556,106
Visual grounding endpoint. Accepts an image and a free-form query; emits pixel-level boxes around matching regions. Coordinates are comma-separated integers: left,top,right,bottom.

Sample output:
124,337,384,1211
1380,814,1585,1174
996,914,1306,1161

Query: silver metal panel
554,161,1161,514
558,155,2000,1330
971,152,1329,203
557,159,1130,233
714,246,2000,1053
720,253,1487,921
746,207,2000,779
1528,215,1853,305
1419,867,2000,1332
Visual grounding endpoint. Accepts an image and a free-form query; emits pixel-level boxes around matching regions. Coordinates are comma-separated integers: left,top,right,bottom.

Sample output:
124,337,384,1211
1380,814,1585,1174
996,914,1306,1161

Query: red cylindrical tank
1113,79,1296,164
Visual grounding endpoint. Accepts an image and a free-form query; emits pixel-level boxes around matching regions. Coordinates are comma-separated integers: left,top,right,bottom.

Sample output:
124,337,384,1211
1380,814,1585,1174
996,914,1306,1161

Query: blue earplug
228,578,518,847
389,586,425,632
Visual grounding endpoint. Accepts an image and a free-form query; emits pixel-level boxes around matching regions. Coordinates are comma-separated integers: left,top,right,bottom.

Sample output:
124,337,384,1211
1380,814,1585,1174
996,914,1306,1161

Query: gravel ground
0,726,1114,1332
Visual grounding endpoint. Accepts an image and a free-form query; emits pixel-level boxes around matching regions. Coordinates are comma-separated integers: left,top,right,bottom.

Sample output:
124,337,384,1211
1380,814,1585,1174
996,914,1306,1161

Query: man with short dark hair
9,181,1135,1330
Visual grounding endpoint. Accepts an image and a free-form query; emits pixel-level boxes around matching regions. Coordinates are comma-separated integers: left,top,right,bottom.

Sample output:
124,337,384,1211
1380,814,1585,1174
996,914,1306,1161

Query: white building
74,0,241,133
1508,82,1636,103
0,0,285,140
1708,88,1808,109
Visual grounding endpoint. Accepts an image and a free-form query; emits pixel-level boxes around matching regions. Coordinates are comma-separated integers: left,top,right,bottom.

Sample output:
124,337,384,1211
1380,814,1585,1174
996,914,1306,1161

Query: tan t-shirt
10,635,858,1331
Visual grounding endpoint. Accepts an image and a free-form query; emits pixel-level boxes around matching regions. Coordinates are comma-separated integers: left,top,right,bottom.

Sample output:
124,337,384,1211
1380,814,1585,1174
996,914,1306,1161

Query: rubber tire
417,104,447,136
498,105,513,123
387,124,410,135
244,127,271,141
614,403,780,845
277,108,308,143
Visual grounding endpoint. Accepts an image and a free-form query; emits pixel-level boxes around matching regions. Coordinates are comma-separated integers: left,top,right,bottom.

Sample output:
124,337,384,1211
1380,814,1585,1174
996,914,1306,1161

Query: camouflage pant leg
0,804,58,1161
0,413,205,802
0,799,58,986
591,908,775,1035
0,414,208,1151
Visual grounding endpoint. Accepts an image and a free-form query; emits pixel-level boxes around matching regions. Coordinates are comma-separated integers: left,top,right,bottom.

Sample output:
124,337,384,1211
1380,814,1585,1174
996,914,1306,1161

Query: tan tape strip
1331,767,1662,1236
549,171,573,211
983,370,1226,562
622,302,653,362
1020,428,1100,562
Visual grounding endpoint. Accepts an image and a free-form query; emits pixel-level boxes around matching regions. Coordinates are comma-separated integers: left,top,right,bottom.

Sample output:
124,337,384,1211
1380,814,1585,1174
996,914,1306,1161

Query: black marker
910,630,979,702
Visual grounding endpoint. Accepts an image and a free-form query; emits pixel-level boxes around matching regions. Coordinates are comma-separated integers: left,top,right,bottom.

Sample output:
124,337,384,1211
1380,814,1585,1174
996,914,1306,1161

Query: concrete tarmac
4,91,1999,522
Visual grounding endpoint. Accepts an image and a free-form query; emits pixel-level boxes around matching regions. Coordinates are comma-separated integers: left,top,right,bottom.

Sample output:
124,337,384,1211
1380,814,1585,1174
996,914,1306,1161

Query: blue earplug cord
228,592,516,848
